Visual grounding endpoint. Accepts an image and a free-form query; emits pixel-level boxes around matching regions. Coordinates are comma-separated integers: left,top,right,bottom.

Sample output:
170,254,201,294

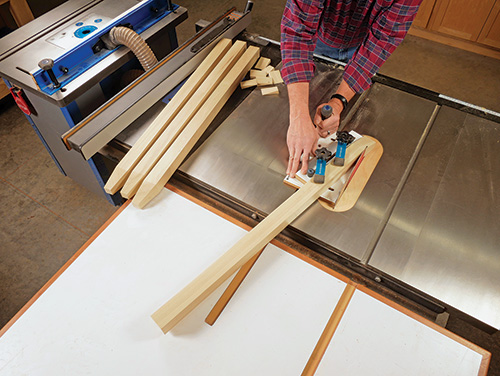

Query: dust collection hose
108,26,158,71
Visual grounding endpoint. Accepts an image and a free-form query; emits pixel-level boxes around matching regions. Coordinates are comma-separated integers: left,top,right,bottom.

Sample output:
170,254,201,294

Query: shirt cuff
281,61,315,85
343,61,372,93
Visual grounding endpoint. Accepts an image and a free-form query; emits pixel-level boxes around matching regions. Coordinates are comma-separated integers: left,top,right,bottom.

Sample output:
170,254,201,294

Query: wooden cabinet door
477,0,500,48
429,0,496,41
412,0,437,29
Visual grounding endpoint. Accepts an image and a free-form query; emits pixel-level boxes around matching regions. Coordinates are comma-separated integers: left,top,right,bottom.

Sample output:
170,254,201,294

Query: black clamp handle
38,58,61,89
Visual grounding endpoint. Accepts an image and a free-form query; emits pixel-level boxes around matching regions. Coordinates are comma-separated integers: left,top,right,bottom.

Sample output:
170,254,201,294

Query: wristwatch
330,93,348,112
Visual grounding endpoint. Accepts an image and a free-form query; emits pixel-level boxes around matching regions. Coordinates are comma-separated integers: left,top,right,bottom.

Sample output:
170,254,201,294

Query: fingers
287,150,302,178
300,153,310,175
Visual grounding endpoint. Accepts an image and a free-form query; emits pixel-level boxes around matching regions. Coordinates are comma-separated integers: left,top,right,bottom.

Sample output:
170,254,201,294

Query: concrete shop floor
1,0,499,373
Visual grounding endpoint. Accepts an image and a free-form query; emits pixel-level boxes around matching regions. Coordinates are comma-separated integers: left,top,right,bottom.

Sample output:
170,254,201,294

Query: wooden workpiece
321,136,383,212
261,65,274,75
240,79,257,89
261,86,279,96
269,70,283,84
302,284,356,375
256,76,273,86
103,39,232,194
205,248,265,326
151,137,375,333
254,56,271,70
132,46,261,209
120,41,247,199
249,69,266,79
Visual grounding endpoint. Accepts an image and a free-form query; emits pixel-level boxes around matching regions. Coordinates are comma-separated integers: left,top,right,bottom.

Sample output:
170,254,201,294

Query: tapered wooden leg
302,284,356,376
205,247,265,326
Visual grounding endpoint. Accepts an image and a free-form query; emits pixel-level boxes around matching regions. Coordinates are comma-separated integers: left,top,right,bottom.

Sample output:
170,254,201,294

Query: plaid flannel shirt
280,0,422,92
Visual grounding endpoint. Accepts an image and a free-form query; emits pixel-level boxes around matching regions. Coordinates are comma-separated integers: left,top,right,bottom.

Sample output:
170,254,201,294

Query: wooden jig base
284,136,383,212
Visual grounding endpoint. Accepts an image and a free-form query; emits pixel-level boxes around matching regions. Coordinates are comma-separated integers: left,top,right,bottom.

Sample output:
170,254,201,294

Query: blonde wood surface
319,136,383,212
302,284,356,376
104,39,232,194
412,0,437,28
408,26,500,59
0,81,10,100
254,57,271,70
151,137,374,333
261,65,274,75
120,41,246,198
429,0,496,41
249,69,266,78
256,76,273,86
269,70,283,84
205,248,265,326
8,0,34,26
240,79,257,89
132,46,260,208
261,86,279,96
477,0,500,49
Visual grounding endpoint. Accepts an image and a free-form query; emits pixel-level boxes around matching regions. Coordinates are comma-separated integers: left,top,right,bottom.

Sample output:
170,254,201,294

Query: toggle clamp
333,131,355,166
313,147,333,184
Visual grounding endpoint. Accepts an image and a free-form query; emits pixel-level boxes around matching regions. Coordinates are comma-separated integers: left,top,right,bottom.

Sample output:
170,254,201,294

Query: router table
0,1,499,370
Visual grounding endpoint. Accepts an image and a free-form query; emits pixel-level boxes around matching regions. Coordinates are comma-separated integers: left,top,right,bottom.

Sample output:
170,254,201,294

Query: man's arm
314,79,356,138
315,0,421,137
344,0,422,93
286,82,318,177
281,0,324,177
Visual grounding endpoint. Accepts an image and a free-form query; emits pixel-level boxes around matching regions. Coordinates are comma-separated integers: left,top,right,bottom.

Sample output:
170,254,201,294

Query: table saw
0,0,499,361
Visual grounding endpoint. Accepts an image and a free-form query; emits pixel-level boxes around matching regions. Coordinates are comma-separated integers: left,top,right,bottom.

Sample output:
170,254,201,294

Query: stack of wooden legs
104,39,260,209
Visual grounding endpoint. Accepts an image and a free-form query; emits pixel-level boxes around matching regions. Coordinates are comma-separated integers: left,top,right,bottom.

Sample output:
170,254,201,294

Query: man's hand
313,79,356,138
286,82,318,178
313,100,343,138
286,113,318,178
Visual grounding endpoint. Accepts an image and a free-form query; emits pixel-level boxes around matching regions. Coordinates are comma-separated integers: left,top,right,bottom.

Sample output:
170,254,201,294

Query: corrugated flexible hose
108,26,158,71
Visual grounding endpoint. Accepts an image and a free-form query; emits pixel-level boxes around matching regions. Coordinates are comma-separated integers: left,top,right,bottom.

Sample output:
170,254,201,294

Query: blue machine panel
35,0,178,95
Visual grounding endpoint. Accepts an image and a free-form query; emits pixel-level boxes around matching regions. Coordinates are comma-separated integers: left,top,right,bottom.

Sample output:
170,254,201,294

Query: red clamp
10,87,32,116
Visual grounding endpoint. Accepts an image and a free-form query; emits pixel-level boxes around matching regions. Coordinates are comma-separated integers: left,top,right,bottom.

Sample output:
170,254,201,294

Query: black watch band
330,93,348,112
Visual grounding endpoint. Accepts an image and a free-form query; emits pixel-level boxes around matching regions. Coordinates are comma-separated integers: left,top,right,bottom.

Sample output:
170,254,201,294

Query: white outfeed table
0,187,490,375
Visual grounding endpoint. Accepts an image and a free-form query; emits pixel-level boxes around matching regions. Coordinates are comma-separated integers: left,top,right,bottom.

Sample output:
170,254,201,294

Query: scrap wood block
256,77,273,86
254,56,271,70
103,38,232,195
150,136,375,333
261,86,279,96
119,41,247,199
240,79,257,89
269,70,283,84
261,65,274,75
132,46,261,209
249,69,266,79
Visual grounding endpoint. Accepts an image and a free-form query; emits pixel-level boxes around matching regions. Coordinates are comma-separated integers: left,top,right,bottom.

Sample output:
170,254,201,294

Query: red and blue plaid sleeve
280,0,325,85
344,0,421,93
